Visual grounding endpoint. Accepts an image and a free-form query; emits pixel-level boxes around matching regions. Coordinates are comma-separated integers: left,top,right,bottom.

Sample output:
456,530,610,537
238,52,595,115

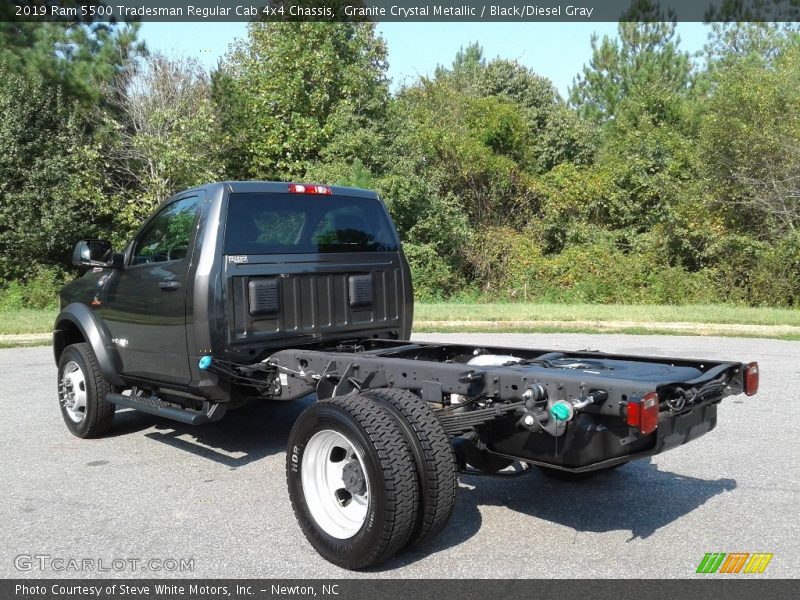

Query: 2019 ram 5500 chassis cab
54,181,759,569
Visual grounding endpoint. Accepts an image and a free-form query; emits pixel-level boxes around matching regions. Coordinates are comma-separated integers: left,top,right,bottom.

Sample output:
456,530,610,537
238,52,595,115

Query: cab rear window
224,193,399,254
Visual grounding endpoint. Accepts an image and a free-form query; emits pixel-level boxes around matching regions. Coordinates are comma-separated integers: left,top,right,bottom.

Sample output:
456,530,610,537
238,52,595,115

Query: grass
1,303,800,348
412,322,800,341
0,338,52,349
415,302,800,327
0,308,58,335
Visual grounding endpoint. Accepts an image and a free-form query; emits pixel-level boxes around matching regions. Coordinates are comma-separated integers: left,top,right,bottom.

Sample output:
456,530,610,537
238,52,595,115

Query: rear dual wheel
361,389,457,547
286,391,457,569
286,396,418,569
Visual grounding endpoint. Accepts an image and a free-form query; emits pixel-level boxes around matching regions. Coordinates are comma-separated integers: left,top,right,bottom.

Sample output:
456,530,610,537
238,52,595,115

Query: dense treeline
1,18,800,308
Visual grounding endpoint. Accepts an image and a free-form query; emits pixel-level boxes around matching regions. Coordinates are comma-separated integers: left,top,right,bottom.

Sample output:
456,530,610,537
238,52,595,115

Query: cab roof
211,181,380,199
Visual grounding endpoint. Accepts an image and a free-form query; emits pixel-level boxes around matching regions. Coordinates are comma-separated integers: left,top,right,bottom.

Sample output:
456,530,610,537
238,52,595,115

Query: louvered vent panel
348,274,373,308
248,278,280,316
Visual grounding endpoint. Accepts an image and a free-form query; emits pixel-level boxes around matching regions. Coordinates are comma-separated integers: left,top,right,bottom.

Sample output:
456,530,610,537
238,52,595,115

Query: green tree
703,22,800,69
0,20,145,113
435,52,596,171
379,46,599,298
218,22,389,180
434,41,484,80
389,79,532,227
479,59,596,170
570,15,692,122
104,54,225,231
699,42,800,237
0,63,112,282
210,65,250,181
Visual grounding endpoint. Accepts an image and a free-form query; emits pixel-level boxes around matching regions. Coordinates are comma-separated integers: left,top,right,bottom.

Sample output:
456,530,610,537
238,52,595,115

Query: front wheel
286,396,419,570
57,343,115,438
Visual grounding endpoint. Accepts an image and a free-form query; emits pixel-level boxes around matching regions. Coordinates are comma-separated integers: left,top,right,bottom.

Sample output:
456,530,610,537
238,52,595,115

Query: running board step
105,392,226,425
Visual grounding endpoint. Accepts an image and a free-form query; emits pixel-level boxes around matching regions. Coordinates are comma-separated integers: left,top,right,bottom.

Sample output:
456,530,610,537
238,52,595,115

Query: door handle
158,281,180,291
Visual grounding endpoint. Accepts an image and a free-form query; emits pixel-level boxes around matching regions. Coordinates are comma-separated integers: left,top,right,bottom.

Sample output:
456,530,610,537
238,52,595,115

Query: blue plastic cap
550,402,571,421
198,355,212,370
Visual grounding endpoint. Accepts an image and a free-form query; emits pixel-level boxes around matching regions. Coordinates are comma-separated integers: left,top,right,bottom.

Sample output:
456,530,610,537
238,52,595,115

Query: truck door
100,195,202,386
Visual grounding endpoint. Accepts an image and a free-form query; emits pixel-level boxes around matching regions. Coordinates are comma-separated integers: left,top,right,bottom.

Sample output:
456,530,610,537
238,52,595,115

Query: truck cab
55,182,413,403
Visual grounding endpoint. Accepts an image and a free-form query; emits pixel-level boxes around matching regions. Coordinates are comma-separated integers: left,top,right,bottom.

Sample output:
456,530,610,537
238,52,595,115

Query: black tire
361,388,457,547
537,462,626,482
286,396,419,570
57,342,115,438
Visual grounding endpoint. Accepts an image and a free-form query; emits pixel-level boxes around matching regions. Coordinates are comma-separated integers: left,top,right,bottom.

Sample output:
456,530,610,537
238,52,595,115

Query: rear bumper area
485,403,718,473
654,403,718,454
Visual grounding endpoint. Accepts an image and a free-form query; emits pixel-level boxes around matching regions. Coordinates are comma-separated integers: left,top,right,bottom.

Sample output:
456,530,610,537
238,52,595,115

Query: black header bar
3,579,798,600
5,0,800,23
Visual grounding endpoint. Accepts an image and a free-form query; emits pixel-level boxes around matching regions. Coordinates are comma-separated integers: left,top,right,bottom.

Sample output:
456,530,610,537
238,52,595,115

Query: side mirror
72,239,121,268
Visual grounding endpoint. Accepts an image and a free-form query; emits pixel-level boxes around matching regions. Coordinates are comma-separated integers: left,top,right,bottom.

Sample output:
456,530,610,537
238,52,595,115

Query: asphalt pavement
1,333,797,579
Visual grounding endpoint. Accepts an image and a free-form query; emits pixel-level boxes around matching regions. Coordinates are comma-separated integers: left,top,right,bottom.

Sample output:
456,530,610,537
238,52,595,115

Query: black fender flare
53,303,125,387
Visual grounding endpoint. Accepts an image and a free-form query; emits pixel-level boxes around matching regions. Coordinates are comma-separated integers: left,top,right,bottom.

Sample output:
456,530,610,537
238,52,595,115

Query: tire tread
286,396,419,569
362,388,457,546
59,343,114,438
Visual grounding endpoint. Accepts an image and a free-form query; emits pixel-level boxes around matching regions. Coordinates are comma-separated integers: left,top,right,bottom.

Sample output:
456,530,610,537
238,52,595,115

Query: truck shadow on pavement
110,397,315,468
384,459,736,570
109,402,737,571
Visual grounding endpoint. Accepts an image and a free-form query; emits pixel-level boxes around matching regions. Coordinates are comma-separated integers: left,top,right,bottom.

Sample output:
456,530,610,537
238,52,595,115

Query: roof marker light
288,183,332,195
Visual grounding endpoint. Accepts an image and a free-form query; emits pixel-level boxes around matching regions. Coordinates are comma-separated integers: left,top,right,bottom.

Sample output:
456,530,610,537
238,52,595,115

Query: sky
139,21,713,98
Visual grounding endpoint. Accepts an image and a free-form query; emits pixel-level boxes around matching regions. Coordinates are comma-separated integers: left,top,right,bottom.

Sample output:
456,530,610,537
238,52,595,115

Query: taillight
288,183,332,195
744,362,759,396
627,392,659,435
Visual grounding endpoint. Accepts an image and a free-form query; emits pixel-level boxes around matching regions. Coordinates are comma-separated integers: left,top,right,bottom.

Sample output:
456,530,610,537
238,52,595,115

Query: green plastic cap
550,402,571,421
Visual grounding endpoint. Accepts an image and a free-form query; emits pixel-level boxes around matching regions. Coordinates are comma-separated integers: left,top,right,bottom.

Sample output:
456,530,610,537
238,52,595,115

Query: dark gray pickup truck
54,181,759,569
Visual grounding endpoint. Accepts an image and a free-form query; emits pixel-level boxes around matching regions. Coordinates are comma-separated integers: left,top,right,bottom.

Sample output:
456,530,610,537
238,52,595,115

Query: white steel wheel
301,429,370,539
286,397,419,569
56,343,115,438
60,360,88,423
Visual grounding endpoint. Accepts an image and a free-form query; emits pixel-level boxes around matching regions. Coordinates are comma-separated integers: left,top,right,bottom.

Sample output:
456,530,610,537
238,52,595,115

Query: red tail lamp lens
627,392,659,435
288,183,332,195
744,362,759,396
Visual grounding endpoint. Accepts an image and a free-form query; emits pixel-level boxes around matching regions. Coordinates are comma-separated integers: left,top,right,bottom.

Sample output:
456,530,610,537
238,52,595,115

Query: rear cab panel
191,182,413,373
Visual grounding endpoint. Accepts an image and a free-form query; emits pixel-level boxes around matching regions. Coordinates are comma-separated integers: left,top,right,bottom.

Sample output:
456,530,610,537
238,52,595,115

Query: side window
131,197,200,265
